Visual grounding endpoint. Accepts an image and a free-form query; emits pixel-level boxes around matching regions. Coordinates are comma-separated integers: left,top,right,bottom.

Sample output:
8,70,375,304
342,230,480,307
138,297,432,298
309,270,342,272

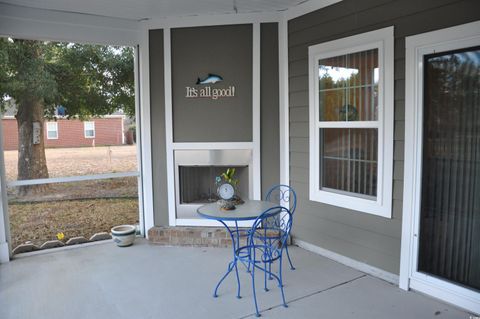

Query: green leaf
0,39,135,118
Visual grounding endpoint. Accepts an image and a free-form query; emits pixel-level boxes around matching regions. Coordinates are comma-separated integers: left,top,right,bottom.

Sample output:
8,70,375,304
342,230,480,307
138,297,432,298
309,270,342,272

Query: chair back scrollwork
265,184,297,215
248,206,293,263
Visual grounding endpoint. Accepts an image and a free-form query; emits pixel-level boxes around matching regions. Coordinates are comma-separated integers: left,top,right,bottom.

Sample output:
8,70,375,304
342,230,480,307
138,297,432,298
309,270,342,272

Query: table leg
213,220,242,299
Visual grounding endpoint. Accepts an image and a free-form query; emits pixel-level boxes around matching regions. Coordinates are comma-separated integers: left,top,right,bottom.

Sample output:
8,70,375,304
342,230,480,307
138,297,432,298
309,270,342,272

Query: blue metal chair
264,184,297,270
235,206,293,317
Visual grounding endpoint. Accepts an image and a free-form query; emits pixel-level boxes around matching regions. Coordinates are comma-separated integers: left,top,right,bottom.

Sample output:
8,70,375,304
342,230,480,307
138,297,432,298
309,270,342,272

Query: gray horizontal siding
290,181,402,239
288,0,480,274
294,223,401,273
260,23,280,196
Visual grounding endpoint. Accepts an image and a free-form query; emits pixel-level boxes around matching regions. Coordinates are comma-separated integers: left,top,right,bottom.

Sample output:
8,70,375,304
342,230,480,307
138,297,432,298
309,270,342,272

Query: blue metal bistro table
197,200,278,299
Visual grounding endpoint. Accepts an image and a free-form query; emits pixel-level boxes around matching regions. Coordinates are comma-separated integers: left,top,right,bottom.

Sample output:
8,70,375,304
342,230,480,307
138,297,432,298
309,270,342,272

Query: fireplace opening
179,166,249,204
174,149,253,220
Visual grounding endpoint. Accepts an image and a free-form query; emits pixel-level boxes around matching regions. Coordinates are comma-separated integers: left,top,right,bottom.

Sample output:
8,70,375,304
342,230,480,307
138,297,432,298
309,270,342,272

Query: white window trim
308,26,394,218
46,122,58,140
84,121,95,138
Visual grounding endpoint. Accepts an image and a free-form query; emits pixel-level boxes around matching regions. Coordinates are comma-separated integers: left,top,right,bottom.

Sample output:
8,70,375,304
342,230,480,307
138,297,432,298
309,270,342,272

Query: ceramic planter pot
111,225,136,247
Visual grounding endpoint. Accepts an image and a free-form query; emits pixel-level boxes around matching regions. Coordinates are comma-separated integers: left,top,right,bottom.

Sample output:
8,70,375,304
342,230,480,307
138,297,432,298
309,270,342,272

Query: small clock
218,183,235,200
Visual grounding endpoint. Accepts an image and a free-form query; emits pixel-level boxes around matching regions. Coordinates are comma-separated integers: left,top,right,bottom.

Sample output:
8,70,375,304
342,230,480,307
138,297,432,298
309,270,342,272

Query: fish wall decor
196,74,223,85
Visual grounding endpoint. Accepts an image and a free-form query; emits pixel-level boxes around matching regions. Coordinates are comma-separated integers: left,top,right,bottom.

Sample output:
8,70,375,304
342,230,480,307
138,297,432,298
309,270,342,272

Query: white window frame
308,26,394,218
46,122,58,140
84,121,95,138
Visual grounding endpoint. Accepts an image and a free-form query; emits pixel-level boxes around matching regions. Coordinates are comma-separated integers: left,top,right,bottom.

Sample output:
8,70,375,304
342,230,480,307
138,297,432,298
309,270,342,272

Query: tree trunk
16,98,49,195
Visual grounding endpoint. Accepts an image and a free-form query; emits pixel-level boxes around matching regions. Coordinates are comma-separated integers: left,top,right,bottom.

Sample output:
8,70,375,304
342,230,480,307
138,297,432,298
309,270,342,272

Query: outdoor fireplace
174,150,253,219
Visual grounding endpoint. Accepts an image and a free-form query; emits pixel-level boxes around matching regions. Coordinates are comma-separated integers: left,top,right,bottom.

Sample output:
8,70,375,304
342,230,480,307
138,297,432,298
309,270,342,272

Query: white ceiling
0,0,310,21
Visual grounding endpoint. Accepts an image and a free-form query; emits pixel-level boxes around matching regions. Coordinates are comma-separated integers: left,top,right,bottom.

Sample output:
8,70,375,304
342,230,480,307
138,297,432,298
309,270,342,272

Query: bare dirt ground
4,145,140,251
6,145,138,202
4,145,138,181
7,177,138,203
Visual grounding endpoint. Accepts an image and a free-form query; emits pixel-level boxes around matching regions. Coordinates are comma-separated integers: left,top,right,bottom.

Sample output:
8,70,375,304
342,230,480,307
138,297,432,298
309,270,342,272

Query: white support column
134,45,145,237
0,119,11,263
252,22,261,200
278,17,290,189
139,23,155,236
163,28,176,226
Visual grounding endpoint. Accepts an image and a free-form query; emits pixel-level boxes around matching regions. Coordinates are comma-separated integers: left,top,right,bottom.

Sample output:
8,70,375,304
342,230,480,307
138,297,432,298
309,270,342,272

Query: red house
2,115,125,151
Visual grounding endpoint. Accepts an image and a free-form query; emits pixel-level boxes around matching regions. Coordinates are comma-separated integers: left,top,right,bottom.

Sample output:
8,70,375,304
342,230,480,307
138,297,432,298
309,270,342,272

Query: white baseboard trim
0,242,10,263
294,238,399,285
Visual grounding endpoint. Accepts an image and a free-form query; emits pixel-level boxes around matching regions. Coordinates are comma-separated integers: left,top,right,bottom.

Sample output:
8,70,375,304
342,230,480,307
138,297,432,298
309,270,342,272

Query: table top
197,200,278,221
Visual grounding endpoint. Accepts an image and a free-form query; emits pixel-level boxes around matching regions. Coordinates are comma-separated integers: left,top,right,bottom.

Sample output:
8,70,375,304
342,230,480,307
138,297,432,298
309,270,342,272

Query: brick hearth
147,226,248,247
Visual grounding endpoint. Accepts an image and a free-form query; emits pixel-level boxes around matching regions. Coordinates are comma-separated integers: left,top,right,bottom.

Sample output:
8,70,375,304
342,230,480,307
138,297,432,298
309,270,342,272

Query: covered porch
0,240,470,319
1,0,480,317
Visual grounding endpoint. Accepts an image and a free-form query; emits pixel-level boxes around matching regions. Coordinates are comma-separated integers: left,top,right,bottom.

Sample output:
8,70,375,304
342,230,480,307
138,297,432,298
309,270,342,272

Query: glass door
418,46,480,292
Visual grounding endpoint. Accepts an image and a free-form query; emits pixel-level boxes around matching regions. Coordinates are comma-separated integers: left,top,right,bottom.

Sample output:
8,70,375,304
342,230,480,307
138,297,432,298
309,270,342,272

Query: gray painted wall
149,29,169,226
288,0,480,274
261,23,280,196
171,24,253,142
148,24,281,226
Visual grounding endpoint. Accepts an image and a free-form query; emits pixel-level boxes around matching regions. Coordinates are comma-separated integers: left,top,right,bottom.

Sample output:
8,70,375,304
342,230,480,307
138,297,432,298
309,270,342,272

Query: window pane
47,122,57,131
318,49,379,121
47,131,57,139
84,122,95,137
320,128,378,197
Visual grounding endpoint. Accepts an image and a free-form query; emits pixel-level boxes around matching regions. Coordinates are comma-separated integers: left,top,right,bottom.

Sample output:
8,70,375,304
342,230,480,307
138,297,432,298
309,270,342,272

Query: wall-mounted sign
197,74,223,84
185,73,236,100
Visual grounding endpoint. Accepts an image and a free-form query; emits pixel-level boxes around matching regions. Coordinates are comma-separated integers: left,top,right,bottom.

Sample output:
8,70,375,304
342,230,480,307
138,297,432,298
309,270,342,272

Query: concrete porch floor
0,239,471,319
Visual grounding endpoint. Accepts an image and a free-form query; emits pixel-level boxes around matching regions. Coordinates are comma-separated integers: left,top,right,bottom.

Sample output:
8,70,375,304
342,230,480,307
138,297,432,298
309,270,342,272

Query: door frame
400,20,480,314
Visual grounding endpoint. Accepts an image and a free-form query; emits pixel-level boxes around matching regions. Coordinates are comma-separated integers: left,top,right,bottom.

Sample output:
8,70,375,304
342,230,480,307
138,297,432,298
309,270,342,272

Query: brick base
147,226,248,248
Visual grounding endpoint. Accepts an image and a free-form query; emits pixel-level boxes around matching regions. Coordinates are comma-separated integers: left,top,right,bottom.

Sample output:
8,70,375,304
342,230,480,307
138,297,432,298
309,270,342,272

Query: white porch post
163,27,176,226
0,120,11,263
252,22,261,200
139,22,155,235
278,17,290,189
